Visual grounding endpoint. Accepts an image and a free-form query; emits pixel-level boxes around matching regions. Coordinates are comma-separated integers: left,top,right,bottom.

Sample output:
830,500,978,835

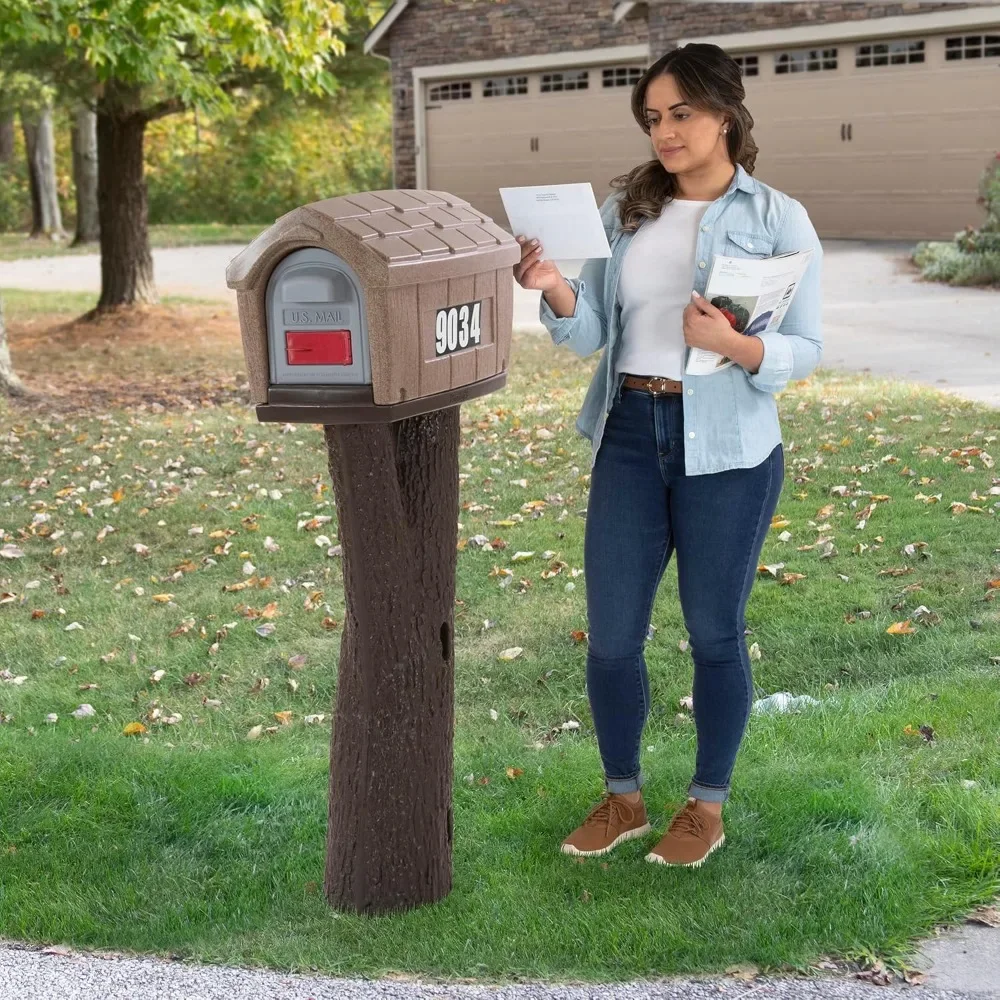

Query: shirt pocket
725,229,774,258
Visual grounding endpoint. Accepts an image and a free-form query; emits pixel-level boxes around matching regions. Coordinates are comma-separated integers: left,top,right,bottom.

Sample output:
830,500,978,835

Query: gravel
1,941,995,1000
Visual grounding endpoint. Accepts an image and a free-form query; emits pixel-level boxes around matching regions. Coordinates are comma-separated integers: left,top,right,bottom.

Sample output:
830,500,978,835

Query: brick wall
647,2,983,52
386,0,647,187
385,0,990,188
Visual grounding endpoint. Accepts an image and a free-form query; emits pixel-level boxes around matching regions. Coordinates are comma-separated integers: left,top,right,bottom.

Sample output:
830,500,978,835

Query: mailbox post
226,190,519,916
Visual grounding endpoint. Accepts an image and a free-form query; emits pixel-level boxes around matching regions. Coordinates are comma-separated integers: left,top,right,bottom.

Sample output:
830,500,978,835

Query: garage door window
774,47,838,73
540,70,589,92
732,54,759,76
428,81,472,101
483,76,528,97
944,34,1000,60
856,39,925,67
602,66,643,87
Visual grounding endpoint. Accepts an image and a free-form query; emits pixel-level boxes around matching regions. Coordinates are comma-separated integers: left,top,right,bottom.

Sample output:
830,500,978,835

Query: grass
0,223,264,262
0,295,998,984
1,288,218,317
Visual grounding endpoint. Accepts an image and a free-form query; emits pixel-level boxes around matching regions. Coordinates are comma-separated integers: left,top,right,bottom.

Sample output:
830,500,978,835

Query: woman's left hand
682,291,740,355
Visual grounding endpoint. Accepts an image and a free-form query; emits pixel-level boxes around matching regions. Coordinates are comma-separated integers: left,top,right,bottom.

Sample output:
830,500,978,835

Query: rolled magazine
684,247,815,376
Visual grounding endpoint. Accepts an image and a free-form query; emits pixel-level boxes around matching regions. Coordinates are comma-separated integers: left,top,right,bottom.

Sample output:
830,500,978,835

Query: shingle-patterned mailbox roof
226,189,518,291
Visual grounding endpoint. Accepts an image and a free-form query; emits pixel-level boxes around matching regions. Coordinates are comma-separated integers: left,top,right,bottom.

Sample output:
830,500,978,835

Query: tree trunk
96,84,156,309
0,112,14,164
21,104,65,241
71,106,99,246
0,293,27,397
322,408,459,915
20,115,42,235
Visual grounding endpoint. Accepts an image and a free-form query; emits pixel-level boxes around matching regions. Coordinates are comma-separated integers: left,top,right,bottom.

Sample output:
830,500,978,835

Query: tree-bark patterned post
322,405,460,914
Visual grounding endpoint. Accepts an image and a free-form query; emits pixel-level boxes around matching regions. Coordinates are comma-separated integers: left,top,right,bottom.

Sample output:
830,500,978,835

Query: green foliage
145,87,391,224
0,163,29,232
912,240,1000,286
915,154,1000,287
976,153,1000,230
0,1,385,113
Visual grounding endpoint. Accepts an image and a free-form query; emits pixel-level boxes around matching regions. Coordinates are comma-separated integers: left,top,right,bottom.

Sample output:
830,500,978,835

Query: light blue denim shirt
538,162,823,476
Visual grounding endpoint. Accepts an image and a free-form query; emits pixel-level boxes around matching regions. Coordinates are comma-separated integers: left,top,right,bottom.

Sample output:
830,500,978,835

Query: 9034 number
434,300,482,357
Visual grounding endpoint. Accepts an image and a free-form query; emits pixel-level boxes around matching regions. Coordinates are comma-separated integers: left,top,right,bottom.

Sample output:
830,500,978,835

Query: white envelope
498,182,611,261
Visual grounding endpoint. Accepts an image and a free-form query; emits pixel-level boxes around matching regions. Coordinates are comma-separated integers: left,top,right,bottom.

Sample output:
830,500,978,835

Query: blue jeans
583,382,784,803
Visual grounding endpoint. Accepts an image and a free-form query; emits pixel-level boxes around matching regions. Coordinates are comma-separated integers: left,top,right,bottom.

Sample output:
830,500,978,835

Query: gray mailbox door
265,247,371,386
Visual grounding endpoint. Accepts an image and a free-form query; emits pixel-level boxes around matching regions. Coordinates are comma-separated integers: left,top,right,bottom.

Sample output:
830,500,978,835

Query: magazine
684,247,815,376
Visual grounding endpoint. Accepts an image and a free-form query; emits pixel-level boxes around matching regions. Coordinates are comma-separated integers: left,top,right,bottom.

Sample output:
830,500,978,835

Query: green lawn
0,326,998,984
0,223,263,261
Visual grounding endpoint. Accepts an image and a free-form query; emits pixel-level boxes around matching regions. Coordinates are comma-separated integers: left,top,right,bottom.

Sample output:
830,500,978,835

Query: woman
513,43,823,868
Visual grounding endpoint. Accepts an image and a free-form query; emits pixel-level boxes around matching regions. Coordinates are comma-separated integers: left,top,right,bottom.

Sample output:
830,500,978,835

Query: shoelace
667,803,711,841
583,793,634,831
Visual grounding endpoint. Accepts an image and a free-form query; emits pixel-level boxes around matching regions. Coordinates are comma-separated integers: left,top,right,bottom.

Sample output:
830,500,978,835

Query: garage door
423,62,652,229
739,28,1000,239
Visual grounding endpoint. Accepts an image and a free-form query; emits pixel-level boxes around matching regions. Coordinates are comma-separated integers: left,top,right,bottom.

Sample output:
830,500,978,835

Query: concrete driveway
1,239,997,406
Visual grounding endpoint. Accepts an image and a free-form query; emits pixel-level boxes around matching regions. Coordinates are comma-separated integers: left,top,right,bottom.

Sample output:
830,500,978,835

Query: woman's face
642,72,730,175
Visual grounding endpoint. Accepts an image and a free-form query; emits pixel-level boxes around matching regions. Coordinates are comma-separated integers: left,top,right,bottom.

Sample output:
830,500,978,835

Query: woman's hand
513,235,565,293
683,291,741,356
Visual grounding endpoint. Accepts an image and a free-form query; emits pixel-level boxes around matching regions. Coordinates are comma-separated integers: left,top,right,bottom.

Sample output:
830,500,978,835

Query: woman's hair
609,43,759,232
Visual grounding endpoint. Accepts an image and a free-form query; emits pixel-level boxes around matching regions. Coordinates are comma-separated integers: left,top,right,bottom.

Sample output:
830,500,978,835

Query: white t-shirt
614,198,712,381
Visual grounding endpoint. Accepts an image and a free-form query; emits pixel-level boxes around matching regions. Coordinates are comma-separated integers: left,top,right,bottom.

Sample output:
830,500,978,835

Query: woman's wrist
725,331,765,374
541,278,577,319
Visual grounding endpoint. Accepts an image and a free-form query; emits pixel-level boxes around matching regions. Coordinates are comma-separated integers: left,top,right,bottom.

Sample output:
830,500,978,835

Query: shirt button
698,260,706,269
686,388,694,395
747,242,754,249
688,431,696,439
700,225,710,232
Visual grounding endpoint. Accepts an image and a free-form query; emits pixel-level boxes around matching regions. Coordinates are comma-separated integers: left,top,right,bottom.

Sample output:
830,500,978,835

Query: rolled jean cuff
605,771,644,795
687,780,729,803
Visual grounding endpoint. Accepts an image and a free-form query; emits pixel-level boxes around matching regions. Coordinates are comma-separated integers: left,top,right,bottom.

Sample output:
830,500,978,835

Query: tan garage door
423,63,652,229
741,29,1000,239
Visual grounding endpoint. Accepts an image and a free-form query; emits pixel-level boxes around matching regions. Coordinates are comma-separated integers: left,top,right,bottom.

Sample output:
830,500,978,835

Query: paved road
1,239,997,406
1,936,997,1000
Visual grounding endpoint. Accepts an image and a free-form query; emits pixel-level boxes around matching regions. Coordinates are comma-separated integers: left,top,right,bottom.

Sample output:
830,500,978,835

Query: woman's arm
742,197,824,394
537,196,617,359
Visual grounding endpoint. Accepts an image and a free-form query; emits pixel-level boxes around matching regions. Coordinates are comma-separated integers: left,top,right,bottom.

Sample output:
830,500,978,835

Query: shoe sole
645,832,726,867
560,821,653,857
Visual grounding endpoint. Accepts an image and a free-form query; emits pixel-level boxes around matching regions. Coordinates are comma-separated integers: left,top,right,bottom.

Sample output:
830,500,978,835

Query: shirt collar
730,162,758,195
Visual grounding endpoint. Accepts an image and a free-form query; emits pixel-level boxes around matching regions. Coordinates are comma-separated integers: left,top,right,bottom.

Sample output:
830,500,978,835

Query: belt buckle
648,376,669,395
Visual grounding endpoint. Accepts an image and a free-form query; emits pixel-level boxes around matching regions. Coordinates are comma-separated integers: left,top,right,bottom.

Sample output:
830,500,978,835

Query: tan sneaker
560,792,652,857
645,796,725,867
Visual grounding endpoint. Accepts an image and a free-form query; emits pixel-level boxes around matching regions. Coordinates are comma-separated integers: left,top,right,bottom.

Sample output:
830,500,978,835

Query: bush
913,153,1000,286
145,86,392,225
0,165,29,232
912,240,1000,286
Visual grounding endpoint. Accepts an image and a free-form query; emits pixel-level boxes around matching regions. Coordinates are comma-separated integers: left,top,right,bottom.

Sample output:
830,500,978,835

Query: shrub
145,86,392,225
0,165,29,232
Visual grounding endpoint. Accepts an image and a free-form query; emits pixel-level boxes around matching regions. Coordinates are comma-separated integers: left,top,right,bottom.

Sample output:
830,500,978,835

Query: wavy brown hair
609,43,759,232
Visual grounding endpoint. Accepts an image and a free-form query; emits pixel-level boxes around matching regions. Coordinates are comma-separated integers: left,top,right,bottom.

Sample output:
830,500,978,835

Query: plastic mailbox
225,189,520,424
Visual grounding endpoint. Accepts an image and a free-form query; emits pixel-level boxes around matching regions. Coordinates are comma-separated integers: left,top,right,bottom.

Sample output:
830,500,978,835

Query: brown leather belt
621,374,683,395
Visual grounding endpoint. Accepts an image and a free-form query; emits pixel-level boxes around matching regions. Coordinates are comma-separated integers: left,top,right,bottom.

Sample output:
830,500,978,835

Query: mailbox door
265,248,371,385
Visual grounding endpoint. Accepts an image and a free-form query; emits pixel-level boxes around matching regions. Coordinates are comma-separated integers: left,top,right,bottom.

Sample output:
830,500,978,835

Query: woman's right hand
513,235,565,293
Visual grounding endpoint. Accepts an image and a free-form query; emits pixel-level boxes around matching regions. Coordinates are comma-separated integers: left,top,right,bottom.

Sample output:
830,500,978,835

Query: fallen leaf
887,620,917,635
123,722,147,736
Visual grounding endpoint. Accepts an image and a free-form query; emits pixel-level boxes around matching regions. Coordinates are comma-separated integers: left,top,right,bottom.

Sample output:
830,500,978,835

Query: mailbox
225,189,521,423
